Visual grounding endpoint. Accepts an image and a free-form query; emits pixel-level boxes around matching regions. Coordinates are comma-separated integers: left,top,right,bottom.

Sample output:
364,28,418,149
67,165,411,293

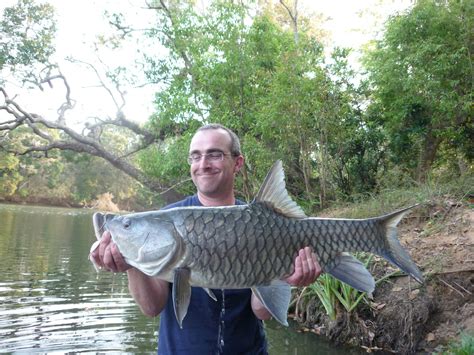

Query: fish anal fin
254,160,306,219
252,280,291,326
326,253,375,294
172,268,192,329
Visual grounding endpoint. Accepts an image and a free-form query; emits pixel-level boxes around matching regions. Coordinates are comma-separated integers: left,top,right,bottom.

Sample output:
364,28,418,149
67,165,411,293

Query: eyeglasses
187,151,232,165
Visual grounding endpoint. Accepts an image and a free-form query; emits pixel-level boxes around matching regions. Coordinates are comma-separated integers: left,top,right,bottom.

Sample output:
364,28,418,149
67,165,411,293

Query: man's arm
90,231,169,317
251,246,322,320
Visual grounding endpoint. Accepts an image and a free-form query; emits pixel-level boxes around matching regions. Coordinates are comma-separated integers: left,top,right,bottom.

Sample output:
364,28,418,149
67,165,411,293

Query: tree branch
0,84,183,204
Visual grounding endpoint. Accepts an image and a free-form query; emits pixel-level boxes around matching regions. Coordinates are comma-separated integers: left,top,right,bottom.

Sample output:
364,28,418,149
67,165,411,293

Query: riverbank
0,195,84,208
0,192,126,211
292,200,473,353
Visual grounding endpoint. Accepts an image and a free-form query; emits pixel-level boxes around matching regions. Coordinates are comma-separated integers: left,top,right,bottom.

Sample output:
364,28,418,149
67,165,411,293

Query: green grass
437,333,474,355
322,171,473,219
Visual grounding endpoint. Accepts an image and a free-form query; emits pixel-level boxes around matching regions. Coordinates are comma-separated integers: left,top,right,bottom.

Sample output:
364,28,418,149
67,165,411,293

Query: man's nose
198,155,212,168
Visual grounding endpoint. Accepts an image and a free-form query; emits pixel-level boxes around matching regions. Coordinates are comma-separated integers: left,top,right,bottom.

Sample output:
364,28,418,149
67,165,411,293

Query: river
0,203,362,354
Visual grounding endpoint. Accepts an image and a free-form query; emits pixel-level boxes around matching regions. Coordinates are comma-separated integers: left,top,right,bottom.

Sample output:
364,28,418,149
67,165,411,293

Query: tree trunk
416,129,441,182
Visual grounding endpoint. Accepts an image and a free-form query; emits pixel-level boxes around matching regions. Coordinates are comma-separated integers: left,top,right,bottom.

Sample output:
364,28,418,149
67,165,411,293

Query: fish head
104,212,181,276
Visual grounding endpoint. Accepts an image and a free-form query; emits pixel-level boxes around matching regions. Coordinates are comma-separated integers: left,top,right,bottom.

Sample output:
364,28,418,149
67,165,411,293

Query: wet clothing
157,195,268,355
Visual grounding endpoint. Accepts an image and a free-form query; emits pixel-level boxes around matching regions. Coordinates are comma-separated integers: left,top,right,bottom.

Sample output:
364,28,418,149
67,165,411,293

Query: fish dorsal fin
254,160,307,218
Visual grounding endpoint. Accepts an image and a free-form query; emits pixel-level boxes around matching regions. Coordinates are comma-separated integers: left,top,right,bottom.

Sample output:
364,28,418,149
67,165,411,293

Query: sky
1,0,413,127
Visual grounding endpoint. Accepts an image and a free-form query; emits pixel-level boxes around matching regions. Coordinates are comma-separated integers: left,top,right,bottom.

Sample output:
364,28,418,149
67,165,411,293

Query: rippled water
0,203,361,354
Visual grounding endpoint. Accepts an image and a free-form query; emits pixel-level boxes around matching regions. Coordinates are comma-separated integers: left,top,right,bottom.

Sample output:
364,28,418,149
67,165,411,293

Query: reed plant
301,254,372,320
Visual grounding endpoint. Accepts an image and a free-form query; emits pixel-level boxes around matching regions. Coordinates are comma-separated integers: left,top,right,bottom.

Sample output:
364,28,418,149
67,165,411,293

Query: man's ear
234,155,244,173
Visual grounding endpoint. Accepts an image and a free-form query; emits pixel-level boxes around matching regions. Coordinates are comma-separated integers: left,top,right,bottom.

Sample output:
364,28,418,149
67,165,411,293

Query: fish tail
379,205,424,283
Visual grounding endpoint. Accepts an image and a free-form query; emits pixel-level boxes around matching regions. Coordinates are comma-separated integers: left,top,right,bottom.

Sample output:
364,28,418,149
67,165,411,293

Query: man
91,124,322,354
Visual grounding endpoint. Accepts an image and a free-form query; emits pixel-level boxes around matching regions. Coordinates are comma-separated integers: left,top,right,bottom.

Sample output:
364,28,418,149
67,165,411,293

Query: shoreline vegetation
1,175,472,354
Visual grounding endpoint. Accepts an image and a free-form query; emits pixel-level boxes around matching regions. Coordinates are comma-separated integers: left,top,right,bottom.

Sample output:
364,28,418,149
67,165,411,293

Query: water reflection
0,203,361,353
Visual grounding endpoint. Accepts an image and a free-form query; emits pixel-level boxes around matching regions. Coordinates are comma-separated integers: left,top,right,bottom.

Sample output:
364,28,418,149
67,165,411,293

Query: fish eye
123,218,131,229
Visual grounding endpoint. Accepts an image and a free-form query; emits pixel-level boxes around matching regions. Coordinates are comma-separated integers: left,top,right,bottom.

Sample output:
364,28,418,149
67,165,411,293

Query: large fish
90,160,423,328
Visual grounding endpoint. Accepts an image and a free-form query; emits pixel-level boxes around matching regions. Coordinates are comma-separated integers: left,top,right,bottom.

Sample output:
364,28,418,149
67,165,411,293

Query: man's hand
285,247,322,286
90,231,131,273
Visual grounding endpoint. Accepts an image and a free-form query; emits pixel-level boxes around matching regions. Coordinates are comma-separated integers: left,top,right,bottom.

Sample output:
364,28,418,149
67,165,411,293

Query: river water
0,203,361,354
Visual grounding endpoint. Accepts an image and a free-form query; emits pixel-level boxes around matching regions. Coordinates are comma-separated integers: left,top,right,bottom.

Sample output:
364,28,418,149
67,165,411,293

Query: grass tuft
437,333,474,355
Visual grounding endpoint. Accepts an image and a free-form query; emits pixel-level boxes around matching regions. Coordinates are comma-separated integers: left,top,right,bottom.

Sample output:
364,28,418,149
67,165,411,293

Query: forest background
0,0,472,213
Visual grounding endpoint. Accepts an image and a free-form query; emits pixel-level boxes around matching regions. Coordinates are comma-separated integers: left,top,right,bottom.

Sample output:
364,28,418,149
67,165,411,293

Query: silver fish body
90,160,423,328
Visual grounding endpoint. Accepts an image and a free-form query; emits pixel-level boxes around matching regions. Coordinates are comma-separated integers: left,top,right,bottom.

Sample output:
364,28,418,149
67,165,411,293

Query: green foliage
304,273,337,320
0,0,56,80
141,1,381,207
363,0,473,181
0,125,146,208
332,275,369,313
0,153,22,195
438,333,474,355
324,167,474,221
138,132,196,197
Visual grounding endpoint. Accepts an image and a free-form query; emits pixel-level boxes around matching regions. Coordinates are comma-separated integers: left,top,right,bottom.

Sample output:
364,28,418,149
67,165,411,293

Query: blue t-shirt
157,195,268,354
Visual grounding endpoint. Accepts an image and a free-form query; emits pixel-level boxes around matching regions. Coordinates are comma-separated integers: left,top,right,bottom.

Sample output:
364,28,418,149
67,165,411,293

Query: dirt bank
293,201,473,354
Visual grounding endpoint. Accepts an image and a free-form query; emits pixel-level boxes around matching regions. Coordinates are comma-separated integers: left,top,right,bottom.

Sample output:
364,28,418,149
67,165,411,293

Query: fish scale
91,160,423,328
173,204,385,288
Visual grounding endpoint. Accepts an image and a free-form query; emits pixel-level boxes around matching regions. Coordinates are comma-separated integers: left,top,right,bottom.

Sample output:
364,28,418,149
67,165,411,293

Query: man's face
189,129,242,199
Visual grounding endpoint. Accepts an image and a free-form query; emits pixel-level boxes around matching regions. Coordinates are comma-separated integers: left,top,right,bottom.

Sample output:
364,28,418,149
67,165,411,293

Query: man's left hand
285,247,322,287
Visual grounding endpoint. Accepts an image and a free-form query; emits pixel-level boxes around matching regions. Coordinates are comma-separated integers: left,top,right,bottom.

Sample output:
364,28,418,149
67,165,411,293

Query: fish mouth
92,212,116,240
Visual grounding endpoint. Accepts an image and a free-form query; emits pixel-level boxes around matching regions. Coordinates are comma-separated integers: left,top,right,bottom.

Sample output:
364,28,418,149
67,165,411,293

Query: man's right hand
90,231,132,273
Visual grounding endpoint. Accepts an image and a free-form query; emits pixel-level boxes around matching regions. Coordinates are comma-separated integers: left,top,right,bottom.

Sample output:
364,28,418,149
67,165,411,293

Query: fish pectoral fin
252,281,291,326
203,288,217,301
172,268,191,329
326,253,375,294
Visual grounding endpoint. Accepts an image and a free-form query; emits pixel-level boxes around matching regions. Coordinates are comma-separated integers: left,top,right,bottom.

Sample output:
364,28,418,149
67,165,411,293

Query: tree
363,0,473,181
1,0,387,209
0,0,56,83
0,152,22,195
0,0,185,204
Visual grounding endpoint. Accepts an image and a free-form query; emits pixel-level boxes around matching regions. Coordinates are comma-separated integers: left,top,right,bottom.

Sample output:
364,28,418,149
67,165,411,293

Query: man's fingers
305,249,323,285
293,247,322,286
103,243,118,272
98,231,111,264
293,254,302,278
300,248,310,284
282,247,323,286
299,248,308,271
312,252,322,278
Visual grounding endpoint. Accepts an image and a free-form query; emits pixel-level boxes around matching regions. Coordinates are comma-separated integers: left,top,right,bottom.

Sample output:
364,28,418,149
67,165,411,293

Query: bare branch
39,72,75,123
69,57,125,112
0,85,183,203
279,0,299,44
